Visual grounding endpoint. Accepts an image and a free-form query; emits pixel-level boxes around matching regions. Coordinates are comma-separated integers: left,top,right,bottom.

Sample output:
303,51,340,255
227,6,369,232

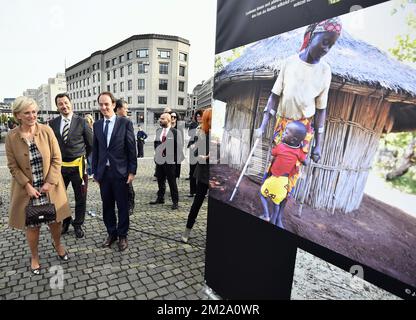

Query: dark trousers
186,182,208,229
62,166,86,227
128,182,135,212
175,164,181,179
189,164,197,195
156,164,179,204
137,141,144,158
99,166,129,238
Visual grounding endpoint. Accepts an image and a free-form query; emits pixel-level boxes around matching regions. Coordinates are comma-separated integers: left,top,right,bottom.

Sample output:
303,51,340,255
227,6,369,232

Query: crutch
229,136,261,202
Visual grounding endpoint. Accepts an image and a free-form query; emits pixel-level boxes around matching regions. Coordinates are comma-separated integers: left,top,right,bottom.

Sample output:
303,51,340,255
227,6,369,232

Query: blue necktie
103,119,110,146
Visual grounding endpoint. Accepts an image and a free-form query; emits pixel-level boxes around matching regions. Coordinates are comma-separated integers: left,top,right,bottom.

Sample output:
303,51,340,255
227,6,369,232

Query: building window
178,81,185,92
179,52,187,62
94,100,97,106
93,64,97,71
119,55,124,64
88,89,91,97
128,80,132,91
97,73,100,82
158,49,171,59
112,58,117,66
113,69,116,79
107,72,110,81
138,79,145,90
87,68,90,73
93,87,96,95
179,65,185,77
84,90,86,97
127,51,133,60
93,74,96,83
138,62,148,74
83,70,86,75
159,63,169,74
159,79,168,90
137,49,149,58
158,96,167,105
120,66,124,77
178,97,184,106
97,62,100,69
83,79,86,86
128,96,132,104
107,85,110,92
98,86,101,94
113,83,117,93
88,101,91,108
138,96,145,104
87,77,90,85
128,64,132,75
120,82,124,92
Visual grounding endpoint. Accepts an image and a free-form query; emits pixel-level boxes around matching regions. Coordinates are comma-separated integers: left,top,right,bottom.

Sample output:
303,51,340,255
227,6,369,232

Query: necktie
62,119,70,143
103,119,110,146
161,128,167,157
161,128,167,143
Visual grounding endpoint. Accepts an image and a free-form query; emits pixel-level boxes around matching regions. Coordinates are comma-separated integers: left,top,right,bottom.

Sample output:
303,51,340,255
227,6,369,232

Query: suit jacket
92,116,137,182
49,114,93,161
5,123,71,230
154,127,184,165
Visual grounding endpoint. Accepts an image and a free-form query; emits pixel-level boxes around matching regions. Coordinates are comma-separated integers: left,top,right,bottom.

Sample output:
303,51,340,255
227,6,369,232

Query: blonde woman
6,97,71,275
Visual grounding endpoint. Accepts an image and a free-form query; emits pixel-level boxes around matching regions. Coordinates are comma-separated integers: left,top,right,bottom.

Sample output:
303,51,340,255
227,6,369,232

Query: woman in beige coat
6,97,71,275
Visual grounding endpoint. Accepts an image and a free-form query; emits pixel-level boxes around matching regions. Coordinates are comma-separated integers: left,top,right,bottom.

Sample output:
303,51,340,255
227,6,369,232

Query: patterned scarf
300,17,342,51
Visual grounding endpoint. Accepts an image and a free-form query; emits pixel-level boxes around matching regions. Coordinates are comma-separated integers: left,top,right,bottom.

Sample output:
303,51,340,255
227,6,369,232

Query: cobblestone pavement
0,135,400,300
0,140,209,300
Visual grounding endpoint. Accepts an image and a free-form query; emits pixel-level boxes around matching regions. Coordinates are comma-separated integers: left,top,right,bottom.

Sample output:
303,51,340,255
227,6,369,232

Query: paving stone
0,152,208,301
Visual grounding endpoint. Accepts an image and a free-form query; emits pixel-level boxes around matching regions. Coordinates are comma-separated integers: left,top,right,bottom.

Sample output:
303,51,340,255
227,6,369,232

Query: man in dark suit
149,112,181,210
114,99,135,216
50,93,93,238
92,92,137,251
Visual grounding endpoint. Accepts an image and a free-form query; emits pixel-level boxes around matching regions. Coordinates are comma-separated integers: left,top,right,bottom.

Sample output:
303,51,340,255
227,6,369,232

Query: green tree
383,1,416,182
214,46,245,73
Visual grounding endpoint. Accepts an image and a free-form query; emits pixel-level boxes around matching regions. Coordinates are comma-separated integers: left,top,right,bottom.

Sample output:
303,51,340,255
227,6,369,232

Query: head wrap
300,17,342,51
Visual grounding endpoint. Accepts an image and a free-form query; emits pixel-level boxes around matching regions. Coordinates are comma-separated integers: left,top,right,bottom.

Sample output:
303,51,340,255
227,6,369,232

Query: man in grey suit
49,93,93,238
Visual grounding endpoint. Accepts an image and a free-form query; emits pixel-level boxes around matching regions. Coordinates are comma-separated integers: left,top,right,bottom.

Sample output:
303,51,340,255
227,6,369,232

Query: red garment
270,143,306,177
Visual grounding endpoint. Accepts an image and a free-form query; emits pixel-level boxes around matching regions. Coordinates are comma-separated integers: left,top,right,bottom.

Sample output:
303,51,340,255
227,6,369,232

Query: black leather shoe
74,226,84,238
52,243,69,261
171,203,179,210
118,238,128,251
149,199,164,205
61,223,70,235
102,235,118,248
30,258,41,275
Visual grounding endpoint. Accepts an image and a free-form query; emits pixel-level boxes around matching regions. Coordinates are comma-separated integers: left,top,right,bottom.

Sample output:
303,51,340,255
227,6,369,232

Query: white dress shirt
103,114,117,147
60,113,73,135
160,126,171,141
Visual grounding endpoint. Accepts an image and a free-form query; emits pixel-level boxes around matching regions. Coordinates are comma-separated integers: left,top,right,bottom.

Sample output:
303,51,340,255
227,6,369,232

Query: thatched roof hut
215,28,416,214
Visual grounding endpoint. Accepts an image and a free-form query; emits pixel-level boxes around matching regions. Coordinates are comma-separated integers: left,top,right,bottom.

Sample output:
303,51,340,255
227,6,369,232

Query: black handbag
25,196,56,227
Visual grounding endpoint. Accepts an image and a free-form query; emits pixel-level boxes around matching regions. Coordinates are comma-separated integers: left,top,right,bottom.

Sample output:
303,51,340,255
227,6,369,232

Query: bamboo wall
224,81,391,213
294,91,391,213
220,82,260,169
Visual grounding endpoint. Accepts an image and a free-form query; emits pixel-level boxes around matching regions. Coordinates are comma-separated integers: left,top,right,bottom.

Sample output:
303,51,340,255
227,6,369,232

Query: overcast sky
0,0,217,100
1,1,414,101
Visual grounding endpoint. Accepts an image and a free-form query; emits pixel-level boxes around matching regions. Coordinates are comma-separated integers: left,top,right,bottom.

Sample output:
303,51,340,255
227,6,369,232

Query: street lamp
143,61,150,133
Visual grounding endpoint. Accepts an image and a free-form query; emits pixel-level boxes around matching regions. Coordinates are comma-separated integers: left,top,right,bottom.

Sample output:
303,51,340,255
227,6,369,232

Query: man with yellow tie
49,93,93,238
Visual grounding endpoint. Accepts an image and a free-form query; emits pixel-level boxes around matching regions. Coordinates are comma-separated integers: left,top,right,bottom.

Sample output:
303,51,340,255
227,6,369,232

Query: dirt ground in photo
210,164,416,288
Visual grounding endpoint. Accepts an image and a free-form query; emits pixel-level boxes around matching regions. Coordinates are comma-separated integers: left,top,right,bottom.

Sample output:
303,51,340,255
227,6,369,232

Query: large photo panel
209,0,416,299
